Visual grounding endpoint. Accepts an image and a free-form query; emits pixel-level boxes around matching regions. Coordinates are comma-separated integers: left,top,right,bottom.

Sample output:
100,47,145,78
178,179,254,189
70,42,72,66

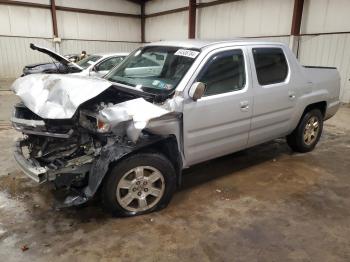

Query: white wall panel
0,6,11,35
0,36,54,78
60,40,140,55
57,11,140,42
145,12,188,42
0,5,52,38
248,36,291,45
56,0,140,14
197,0,293,39
15,0,50,4
298,34,350,103
0,36,140,78
301,0,350,34
145,0,188,14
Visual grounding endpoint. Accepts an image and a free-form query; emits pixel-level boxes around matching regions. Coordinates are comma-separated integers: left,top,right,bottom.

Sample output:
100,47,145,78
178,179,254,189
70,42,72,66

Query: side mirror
189,82,206,101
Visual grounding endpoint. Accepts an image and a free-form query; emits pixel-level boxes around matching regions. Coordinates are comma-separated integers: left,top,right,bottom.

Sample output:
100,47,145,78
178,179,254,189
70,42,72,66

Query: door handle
288,92,296,100
240,101,249,112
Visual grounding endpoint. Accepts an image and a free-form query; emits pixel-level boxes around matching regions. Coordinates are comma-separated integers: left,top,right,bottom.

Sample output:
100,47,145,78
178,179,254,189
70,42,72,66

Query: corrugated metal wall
144,0,294,41
1,0,350,102
0,36,54,78
197,0,293,38
0,0,141,79
145,12,188,42
299,0,350,102
61,40,140,55
56,11,140,42
145,0,188,42
143,0,350,103
299,34,350,103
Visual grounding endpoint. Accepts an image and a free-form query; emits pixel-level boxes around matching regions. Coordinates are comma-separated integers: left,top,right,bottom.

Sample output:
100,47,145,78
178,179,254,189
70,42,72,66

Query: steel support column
188,0,196,39
290,0,305,55
50,0,58,37
141,1,146,43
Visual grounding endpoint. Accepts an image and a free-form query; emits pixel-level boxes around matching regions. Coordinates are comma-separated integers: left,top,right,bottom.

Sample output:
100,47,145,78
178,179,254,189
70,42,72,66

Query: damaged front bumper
14,140,48,183
14,139,94,184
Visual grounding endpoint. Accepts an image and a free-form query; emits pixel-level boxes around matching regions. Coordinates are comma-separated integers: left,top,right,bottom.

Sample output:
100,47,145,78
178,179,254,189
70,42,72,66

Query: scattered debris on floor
21,245,29,252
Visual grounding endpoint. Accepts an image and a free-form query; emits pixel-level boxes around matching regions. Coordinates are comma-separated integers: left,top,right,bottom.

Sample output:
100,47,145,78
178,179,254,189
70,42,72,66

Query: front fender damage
11,74,183,208
58,135,173,208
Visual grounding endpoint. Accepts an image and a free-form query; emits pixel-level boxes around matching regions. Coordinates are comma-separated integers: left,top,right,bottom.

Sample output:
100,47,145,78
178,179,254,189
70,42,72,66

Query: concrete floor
0,86,350,261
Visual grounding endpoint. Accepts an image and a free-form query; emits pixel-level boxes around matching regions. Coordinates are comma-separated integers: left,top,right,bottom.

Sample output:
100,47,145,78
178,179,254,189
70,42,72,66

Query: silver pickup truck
11,40,340,216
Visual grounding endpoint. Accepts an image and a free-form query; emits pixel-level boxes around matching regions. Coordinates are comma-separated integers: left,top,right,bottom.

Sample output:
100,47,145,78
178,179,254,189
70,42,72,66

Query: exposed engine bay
11,74,181,207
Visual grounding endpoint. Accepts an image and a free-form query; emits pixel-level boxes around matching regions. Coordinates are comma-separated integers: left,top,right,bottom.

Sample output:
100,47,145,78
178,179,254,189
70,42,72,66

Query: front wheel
101,153,177,216
287,109,324,153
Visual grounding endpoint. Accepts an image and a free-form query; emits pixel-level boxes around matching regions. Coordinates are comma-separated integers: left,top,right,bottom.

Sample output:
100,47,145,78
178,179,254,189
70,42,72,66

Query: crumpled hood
11,74,112,119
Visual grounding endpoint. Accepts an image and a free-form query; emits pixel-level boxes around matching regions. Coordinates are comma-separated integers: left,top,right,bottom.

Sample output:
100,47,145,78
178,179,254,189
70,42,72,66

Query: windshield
106,46,200,94
76,55,102,69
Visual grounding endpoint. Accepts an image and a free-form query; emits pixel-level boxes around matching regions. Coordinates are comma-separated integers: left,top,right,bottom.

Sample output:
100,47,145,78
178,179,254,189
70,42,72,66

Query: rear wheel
101,153,176,216
287,109,323,153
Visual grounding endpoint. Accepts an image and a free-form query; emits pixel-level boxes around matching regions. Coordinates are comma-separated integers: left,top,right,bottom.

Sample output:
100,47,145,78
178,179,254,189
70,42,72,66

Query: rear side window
253,48,288,85
198,49,246,96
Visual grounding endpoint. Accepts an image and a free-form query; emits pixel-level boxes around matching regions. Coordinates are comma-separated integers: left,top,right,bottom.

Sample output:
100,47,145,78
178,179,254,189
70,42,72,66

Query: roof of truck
145,39,286,50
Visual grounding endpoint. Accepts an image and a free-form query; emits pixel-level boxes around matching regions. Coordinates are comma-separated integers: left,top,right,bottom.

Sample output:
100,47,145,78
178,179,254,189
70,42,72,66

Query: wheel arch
90,134,182,199
302,101,327,118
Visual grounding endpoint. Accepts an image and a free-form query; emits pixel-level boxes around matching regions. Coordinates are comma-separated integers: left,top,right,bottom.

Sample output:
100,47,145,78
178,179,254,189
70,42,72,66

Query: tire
287,109,323,153
101,152,177,217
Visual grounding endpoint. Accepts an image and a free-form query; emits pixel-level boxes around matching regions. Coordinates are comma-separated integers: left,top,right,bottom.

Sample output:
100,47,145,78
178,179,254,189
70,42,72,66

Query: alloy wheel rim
303,116,319,145
116,166,165,213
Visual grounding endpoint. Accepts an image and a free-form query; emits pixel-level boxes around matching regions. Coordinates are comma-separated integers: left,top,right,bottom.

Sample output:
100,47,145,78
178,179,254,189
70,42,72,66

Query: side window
98,57,124,71
252,48,288,85
198,49,246,96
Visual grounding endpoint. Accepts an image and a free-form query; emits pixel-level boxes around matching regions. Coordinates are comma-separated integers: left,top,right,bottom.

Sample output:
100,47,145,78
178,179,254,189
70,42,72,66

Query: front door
183,47,253,166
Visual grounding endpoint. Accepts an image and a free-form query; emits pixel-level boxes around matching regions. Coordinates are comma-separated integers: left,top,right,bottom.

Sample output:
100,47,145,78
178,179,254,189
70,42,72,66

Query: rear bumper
14,141,48,183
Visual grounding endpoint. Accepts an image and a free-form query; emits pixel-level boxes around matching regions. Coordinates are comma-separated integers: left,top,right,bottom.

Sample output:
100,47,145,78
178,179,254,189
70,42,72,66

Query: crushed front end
11,76,174,208
12,102,105,205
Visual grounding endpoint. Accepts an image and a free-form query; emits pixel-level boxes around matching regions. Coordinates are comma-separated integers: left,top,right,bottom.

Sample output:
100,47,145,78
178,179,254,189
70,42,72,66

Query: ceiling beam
0,0,140,18
0,0,49,9
55,6,140,18
197,0,241,8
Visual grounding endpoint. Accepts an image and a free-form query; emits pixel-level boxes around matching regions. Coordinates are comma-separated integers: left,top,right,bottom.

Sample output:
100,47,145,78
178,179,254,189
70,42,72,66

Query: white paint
57,11,140,42
56,0,140,15
0,36,140,78
0,5,53,38
60,39,140,55
197,0,294,39
146,12,188,42
298,34,350,103
301,0,350,34
14,0,50,4
145,0,188,14
0,36,54,78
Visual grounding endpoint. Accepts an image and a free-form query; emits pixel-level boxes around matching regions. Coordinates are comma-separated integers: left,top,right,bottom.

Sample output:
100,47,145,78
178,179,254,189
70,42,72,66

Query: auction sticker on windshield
175,49,199,59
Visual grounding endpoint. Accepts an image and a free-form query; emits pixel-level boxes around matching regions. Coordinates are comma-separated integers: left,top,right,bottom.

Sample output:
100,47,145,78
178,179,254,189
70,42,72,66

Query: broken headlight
79,110,111,133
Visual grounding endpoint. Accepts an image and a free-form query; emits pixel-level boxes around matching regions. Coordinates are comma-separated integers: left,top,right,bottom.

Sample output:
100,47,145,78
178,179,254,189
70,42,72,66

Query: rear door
247,46,297,147
183,47,253,166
